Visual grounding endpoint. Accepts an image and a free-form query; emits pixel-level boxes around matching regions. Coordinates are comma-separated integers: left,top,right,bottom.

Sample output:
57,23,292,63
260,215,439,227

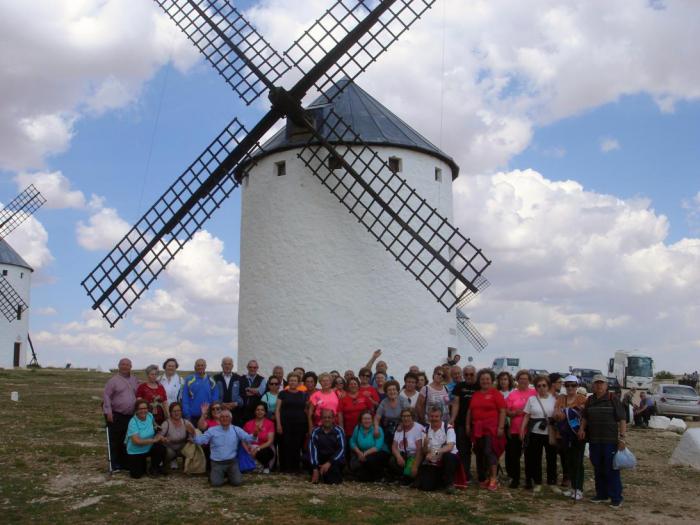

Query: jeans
210,458,242,487
589,442,623,503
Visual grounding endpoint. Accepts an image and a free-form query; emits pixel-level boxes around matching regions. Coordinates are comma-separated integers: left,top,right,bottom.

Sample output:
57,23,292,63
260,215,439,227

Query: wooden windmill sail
81,0,492,351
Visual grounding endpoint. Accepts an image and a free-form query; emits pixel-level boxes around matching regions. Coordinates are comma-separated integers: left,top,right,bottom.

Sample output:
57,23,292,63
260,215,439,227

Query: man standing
182,359,220,425
194,409,254,487
450,365,477,481
580,374,627,509
271,365,287,388
364,349,395,386
308,409,346,484
240,360,266,422
213,357,242,422
103,358,139,472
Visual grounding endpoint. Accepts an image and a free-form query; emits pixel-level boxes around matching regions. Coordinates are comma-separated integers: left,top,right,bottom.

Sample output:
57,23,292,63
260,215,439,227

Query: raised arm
364,349,382,370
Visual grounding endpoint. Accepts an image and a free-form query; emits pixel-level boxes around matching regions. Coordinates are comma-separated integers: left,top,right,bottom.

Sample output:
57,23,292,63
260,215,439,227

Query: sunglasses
565,383,578,388
360,374,371,377
536,384,548,388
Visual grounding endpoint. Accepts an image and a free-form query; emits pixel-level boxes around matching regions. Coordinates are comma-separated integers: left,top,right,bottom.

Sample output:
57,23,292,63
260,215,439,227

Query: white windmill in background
0,185,45,368
82,1,492,372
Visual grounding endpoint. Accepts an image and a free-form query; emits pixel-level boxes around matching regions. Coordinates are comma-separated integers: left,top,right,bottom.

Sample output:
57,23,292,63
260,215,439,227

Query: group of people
103,350,628,507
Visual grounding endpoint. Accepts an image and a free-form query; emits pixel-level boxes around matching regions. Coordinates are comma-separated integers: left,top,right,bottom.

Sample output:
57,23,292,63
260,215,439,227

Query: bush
655,370,675,380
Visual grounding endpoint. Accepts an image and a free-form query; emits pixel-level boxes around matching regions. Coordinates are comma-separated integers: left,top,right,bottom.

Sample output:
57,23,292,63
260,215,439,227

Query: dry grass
1,368,698,524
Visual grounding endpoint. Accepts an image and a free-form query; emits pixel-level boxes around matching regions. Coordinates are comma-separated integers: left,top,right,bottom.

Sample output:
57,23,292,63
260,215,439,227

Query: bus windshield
507,359,519,367
628,356,653,377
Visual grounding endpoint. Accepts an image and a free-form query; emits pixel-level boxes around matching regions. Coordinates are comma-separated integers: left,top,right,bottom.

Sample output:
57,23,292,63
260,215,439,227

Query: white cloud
76,207,130,250
452,169,700,371
0,213,53,271
36,306,57,316
682,191,700,235
600,137,621,153
0,0,200,170
14,170,86,209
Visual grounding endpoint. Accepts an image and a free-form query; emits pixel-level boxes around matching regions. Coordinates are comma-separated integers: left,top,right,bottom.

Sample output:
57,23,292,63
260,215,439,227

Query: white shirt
159,374,182,404
524,395,556,435
400,390,420,407
425,424,458,455
393,424,425,456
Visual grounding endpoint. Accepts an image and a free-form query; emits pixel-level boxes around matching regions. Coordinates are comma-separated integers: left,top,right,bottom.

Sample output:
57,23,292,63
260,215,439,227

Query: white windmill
0,185,45,368
82,1,491,372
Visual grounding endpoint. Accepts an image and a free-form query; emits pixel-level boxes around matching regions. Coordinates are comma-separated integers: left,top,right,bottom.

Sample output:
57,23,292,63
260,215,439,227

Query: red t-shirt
469,388,506,432
243,418,275,447
359,385,380,405
339,393,375,436
136,383,168,424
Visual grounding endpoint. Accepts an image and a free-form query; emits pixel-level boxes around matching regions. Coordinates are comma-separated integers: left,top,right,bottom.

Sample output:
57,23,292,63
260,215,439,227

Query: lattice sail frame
81,118,253,326
297,108,490,310
285,0,435,103
0,275,28,323
154,0,290,105
456,308,487,352
0,185,47,239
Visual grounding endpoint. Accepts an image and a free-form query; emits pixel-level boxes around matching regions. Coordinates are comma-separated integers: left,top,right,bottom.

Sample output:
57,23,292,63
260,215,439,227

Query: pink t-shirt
243,418,275,447
505,388,535,435
309,390,340,425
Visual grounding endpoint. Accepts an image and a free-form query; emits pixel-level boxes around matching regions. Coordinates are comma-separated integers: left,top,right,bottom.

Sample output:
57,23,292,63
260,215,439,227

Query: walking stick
105,420,114,474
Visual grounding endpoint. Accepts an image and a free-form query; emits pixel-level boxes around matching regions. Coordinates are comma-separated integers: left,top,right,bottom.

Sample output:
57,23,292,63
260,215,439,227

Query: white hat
563,375,579,384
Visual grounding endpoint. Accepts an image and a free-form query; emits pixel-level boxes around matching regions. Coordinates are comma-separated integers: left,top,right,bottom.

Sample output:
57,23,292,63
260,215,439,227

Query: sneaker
590,497,608,504
263,468,270,474
609,501,623,509
533,485,542,494
487,480,498,492
562,489,573,498
170,460,178,470
573,490,583,501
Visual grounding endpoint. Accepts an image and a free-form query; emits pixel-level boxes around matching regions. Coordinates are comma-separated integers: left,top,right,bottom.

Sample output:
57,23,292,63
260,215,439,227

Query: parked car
650,384,700,421
606,376,622,396
571,368,603,392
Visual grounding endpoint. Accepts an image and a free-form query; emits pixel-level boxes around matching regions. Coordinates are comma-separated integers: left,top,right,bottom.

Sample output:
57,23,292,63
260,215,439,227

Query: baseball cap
592,374,607,383
563,375,579,384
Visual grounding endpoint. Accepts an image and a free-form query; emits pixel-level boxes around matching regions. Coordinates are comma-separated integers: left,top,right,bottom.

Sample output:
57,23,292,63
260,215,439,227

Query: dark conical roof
252,79,459,179
0,238,32,271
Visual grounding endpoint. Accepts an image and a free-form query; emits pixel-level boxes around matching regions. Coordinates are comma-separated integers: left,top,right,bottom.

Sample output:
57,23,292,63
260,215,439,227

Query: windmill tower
238,80,482,372
0,185,46,368
82,1,491,369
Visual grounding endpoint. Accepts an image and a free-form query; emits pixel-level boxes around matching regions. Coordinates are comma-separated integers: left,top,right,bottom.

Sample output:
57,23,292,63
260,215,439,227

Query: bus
492,357,520,377
608,350,654,390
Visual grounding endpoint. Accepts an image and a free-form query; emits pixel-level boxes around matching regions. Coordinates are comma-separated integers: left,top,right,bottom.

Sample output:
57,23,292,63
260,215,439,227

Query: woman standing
126,399,166,478
358,368,380,407
415,366,451,424
520,375,556,491
399,372,420,407
261,376,281,419
275,373,308,472
333,376,346,399
338,377,374,438
307,373,340,432
467,369,506,490
243,402,276,473
136,365,169,425
496,372,514,399
374,371,387,401
159,358,182,406
554,375,587,500
374,380,407,448
158,401,196,472
504,370,535,488
350,411,388,481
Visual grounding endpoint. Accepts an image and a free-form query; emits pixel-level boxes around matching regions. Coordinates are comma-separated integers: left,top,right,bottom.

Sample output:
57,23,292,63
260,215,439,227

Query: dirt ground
1,368,698,524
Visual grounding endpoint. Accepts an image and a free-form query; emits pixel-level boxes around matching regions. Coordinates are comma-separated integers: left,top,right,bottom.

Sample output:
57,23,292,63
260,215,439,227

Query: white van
492,357,520,376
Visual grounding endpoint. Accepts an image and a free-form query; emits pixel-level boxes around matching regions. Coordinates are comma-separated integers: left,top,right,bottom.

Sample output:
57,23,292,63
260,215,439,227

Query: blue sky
1,0,699,373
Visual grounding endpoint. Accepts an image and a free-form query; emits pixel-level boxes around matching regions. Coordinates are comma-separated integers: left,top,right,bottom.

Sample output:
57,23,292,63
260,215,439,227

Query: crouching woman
126,398,166,478
390,408,424,485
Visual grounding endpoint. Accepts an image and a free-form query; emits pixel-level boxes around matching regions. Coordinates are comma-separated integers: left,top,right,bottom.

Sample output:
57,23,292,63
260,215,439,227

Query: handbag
534,396,557,446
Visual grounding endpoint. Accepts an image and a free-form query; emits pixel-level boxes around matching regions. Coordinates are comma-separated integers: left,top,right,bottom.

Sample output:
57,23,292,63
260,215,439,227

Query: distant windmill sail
0,275,28,323
83,0,491,326
456,308,487,352
0,184,47,239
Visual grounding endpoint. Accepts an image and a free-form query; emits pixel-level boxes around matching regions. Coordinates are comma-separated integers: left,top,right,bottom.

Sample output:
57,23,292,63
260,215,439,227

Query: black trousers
253,447,275,467
417,453,459,491
307,454,343,484
350,451,388,481
505,433,523,484
525,433,556,485
544,442,560,484
279,420,306,473
106,412,131,470
127,443,166,478
455,425,473,481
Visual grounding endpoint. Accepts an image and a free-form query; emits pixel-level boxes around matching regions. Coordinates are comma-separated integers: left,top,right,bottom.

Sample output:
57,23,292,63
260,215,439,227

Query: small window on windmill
20,272,24,279
388,156,402,174
435,167,443,182
1,269,7,276
16,305,22,321
275,161,286,177
327,154,343,171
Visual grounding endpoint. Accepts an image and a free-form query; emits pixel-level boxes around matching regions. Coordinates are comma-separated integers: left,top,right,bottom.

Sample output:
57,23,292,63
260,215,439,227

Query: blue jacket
181,373,220,419
308,425,345,467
